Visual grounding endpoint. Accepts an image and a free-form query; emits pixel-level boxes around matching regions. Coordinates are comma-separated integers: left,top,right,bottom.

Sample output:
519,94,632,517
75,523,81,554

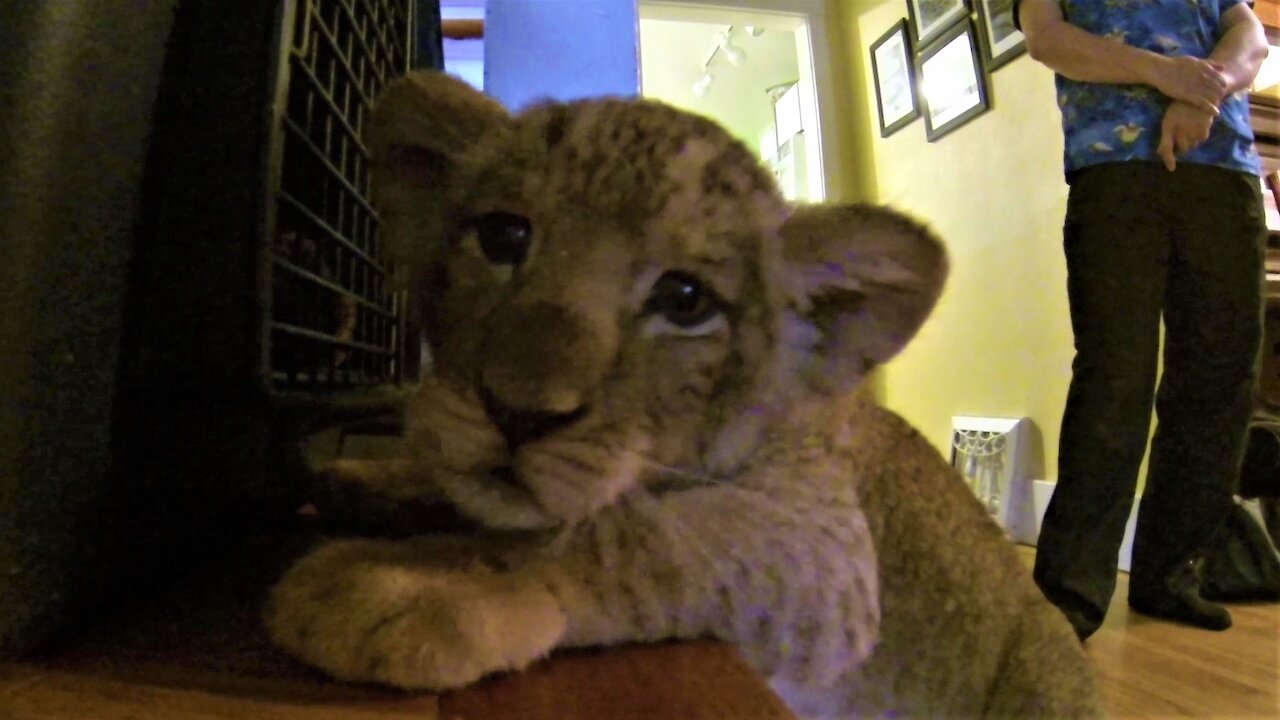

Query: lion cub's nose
479,387,586,447
478,301,603,446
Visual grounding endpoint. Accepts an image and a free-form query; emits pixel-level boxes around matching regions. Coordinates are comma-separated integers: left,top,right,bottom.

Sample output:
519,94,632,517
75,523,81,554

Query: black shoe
1129,561,1232,631
1201,578,1280,603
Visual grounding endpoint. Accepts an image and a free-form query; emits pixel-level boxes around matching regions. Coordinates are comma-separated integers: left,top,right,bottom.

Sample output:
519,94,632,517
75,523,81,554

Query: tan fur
264,71,1103,718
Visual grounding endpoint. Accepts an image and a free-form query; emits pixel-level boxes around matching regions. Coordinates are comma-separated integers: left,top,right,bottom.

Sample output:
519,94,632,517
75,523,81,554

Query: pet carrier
125,0,439,472
271,0,421,392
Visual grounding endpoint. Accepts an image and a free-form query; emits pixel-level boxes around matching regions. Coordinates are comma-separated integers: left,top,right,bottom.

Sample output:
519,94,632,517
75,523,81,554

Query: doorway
638,0,836,202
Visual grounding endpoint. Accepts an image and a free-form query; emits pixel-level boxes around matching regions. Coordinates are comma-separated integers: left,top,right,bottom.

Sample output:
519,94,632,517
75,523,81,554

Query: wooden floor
1070,557,1280,718
0,542,1275,719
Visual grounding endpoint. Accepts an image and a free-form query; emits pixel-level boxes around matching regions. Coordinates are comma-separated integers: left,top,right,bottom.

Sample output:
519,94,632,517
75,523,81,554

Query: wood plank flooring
1077,557,1279,718
0,543,1275,719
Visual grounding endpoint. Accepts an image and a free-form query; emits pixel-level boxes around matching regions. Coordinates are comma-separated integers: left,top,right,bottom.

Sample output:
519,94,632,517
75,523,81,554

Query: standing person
1016,0,1270,640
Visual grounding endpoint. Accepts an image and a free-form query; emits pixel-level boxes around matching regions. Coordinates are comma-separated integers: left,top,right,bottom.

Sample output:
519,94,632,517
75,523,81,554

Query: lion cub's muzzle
431,301,635,528
473,301,608,447
478,386,589,449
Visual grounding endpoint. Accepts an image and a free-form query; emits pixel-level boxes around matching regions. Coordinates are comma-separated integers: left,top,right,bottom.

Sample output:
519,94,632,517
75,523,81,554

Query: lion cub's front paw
264,538,566,690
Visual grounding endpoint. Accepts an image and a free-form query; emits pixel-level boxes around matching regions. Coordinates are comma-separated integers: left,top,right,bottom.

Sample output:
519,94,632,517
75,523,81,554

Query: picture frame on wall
906,0,971,47
916,20,990,142
870,20,920,137
975,0,1027,70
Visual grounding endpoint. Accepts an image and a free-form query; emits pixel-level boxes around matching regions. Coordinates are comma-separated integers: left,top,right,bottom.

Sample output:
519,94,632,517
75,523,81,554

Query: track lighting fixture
716,30,747,66
691,71,713,98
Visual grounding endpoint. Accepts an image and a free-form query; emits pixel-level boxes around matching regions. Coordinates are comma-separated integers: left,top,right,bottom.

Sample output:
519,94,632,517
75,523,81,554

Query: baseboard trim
1010,479,1138,572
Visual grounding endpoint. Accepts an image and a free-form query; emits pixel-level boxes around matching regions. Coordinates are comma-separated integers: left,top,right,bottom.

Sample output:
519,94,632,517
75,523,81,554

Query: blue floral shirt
1022,0,1262,177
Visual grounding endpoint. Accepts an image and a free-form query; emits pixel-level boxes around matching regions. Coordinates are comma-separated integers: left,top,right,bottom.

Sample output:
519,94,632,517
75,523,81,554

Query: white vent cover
950,415,1038,544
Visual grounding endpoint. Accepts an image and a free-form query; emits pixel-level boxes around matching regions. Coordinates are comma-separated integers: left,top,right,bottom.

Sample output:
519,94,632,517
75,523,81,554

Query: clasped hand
1149,56,1230,171
1151,55,1229,114
1158,101,1215,171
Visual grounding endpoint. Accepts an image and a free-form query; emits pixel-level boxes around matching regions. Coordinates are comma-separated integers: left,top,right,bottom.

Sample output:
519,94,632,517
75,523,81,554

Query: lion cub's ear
780,204,947,395
368,71,510,259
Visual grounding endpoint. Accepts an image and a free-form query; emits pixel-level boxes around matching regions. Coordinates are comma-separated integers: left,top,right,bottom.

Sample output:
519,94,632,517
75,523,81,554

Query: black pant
1033,162,1267,636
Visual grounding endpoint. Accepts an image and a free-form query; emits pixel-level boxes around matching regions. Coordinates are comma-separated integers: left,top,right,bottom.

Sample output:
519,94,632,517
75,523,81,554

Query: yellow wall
829,0,1081,479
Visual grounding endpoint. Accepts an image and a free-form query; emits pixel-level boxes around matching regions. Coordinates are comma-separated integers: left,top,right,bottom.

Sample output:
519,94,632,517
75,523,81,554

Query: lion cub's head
371,72,946,530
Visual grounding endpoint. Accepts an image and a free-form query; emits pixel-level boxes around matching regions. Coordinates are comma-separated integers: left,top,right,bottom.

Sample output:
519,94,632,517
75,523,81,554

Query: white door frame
639,0,844,202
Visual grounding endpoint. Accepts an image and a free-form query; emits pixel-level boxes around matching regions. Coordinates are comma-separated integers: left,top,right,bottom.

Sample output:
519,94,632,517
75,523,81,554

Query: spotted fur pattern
264,72,1102,718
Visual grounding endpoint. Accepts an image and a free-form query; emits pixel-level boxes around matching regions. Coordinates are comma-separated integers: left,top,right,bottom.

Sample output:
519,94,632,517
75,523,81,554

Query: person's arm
1017,0,1228,113
1209,3,1270,95
1156,4,1268,171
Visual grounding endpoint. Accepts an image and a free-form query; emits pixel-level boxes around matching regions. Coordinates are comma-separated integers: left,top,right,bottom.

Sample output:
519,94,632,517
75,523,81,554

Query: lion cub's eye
644,271,724,331
470,212,532,267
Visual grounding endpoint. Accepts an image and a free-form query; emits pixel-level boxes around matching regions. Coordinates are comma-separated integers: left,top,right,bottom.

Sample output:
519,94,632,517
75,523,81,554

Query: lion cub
265,72,1102,718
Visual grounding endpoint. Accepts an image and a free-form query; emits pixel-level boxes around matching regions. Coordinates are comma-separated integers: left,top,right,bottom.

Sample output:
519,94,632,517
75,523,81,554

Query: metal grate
950,415,1037,544
270,0,414,391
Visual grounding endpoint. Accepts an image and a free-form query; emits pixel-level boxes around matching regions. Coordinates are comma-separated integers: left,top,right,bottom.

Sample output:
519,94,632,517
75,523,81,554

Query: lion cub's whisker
632,456,722,487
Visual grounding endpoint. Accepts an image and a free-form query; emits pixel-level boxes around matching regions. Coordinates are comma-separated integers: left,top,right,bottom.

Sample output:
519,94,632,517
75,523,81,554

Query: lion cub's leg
300,459,461,534
264,536,566,690
983,598,1104,718
320,458,444,503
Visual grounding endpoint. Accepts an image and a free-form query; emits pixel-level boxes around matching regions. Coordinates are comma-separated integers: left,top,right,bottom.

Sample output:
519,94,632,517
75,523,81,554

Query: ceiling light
745,26,764,37
717,31,747,66
692,71,713,98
